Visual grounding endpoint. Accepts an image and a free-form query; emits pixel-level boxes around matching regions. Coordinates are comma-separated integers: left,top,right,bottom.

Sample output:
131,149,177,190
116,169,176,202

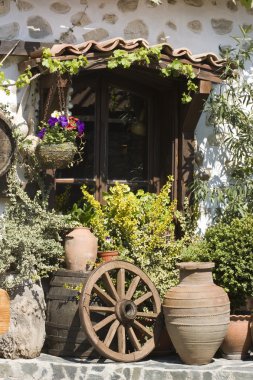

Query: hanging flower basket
36,141,77,169
36,110,85,169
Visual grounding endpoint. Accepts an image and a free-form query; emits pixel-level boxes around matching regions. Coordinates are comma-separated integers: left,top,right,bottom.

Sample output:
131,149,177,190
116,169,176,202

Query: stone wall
0,0,252,231
0,0,252,54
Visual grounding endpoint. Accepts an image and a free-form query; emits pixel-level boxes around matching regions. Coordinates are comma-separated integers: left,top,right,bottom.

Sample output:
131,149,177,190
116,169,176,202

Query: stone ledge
0,354,252,380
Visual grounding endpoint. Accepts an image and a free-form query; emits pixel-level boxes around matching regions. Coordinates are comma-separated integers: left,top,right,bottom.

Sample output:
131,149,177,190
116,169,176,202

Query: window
39,69,180,210
50,69,174,209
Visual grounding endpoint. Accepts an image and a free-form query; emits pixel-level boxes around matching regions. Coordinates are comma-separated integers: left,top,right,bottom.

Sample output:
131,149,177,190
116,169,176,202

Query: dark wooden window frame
39,66,212,208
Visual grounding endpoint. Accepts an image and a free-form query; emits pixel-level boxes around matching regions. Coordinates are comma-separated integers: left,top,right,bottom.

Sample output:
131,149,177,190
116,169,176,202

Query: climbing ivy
107,47,198,103
41,48,88,75
0,45,197,104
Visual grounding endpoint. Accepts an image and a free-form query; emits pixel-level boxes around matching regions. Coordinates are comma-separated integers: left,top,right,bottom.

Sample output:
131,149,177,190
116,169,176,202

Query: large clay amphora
65,227,98,271
163,262,230,365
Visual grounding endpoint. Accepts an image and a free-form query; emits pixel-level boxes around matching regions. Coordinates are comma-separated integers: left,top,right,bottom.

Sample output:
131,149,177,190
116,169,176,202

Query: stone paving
0,354,252,380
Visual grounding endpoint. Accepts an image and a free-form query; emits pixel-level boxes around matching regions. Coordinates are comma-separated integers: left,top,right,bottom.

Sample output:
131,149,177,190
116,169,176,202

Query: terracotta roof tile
31,37,225,69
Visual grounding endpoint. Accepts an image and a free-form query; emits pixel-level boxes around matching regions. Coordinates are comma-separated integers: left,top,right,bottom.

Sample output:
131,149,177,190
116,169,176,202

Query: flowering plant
37,111,85,145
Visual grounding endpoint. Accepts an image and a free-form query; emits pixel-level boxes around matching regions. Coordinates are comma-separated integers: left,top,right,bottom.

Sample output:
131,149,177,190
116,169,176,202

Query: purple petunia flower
77,120,85,135
58,115,68,128
48,117,58,127
37,127,46,139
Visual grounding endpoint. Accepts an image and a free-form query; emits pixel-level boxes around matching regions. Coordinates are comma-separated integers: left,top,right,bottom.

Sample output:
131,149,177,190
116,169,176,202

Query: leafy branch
41,48,88,75
192,25,253,221
107,47,198,103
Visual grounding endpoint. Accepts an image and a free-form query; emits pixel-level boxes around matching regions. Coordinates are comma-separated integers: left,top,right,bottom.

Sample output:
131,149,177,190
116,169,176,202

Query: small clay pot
98,251,119,262
221,315,253,360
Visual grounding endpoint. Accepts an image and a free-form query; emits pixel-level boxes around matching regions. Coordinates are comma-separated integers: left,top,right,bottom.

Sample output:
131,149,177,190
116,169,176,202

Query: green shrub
181,215,253,311
0,165,71,289
70,178,193,297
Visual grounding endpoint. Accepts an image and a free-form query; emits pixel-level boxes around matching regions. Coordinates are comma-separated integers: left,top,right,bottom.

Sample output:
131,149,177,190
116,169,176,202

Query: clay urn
65,227,98,271
163,262,230,365
221,315,253,359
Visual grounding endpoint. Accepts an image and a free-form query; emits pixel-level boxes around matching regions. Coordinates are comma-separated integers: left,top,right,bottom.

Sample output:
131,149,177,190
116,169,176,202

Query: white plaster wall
0,0,252,54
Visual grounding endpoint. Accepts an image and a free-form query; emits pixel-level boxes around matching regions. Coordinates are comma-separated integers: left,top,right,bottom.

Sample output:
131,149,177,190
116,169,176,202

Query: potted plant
97,236,119,262
180,215,253,359
69,178,193,296
69,189,120,262
36,110,85,169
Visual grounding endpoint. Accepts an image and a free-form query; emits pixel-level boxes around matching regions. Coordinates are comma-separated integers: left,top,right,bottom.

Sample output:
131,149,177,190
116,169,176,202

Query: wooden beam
178,80,212,205
182,80,211,136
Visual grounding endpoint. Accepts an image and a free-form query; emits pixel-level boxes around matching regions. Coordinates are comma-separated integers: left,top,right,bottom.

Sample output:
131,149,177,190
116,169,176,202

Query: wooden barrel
45,269,100,358
0,289,10,334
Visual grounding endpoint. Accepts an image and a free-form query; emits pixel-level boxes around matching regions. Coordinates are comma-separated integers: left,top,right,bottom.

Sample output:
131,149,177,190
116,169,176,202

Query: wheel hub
115,299,137,324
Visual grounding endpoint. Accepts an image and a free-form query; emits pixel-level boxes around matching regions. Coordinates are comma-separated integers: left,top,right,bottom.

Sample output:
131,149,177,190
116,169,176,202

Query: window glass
107,86,148,181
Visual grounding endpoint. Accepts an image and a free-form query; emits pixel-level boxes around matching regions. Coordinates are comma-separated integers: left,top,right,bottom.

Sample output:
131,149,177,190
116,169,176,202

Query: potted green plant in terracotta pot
69,187,120,262
97,236,119,262
36,110,85,169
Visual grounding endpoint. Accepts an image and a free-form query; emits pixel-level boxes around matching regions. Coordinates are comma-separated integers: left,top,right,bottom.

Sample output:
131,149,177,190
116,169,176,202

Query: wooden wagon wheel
79,260,162,362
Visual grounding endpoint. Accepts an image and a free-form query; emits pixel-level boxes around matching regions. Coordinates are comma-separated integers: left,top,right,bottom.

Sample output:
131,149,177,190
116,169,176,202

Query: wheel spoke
93,284,116,306
94,313,116,332
117,268,125,299
102,272,120,301
125,275,140,300
117,324,126,354
134,291,153,306
133,320,153,338
89,306,115,313
127,326,141,351
136,311,158,319
104,320,120,348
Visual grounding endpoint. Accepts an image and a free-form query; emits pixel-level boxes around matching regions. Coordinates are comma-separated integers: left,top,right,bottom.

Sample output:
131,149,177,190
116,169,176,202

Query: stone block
27,16,53,39
187,20,202,33
103,14,118,24
0,282,46,359
0,22,19,40
117,0,139,12
71,12,91,26
83,28,109,41
0,0,10,15
184,0,203,7
17,0,33,11
211,18,233,35
124,20,149,40
50,1,71,14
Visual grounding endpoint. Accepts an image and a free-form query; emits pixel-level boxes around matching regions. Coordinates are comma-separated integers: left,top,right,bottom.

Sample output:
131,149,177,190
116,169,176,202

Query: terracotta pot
65,227,98,271
98,250,119,262
0,289,10,335
152,325,175,356
36,142,77,169
163,262,230,365
221,315,252,360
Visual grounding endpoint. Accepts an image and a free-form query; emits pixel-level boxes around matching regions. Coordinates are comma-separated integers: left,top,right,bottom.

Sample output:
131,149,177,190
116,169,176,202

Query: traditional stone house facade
0,0,252,230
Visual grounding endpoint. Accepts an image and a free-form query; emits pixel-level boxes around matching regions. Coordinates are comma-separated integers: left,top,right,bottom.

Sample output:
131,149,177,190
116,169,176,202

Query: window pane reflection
108,86,148,181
